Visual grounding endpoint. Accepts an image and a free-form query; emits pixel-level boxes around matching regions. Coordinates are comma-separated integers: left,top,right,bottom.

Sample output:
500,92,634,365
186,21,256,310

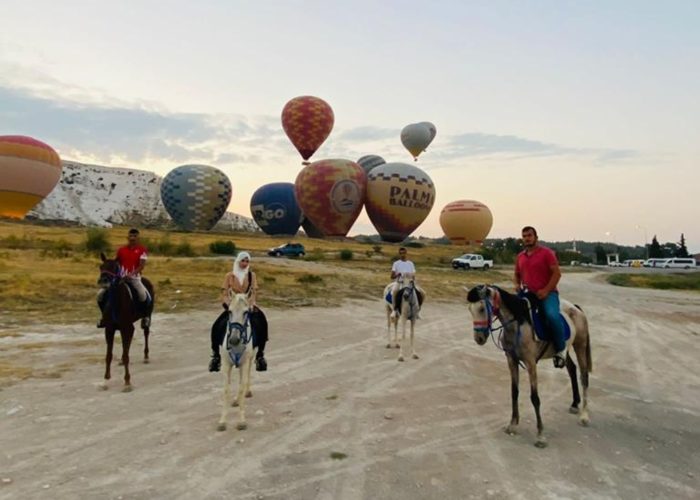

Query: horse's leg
121,326,134,392
386,307,392,348
245,349,254,398
393,313,399,348
410,319,419,359
143,325,150,364
574,337,590,426
566,354,581,413
398,313,406,362
235,357,248,430
505,354,520,435
217,360,232,431
526,360,546,448
101,328,115,390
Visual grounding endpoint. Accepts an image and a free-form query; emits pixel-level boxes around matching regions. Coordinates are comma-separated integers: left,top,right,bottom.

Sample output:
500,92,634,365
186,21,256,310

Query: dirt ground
1,272,699,499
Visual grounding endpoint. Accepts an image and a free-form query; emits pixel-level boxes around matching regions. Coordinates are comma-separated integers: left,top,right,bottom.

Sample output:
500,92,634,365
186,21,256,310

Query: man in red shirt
514,226,567,368
97,228,150,327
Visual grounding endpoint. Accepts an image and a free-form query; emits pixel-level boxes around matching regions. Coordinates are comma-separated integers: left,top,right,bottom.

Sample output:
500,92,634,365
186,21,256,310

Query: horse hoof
569,406,580,414
534,438,547,448
412,353,419,359
143,359,150,364
122,385,133,393
118,360,124,366
98,382,108,391
217,423,226,432
385,344,391,349
398,356,404,362
504,426,518,435
579,416,590,427
232,400,239,407
236,422,248,431
245,391,253,398
394,344,400,349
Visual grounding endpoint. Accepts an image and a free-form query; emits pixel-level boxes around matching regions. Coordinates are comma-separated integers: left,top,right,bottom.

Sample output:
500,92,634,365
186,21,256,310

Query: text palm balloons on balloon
0,135,62,218
250,182,303,236
365,162,436,242
282,96,335,163
439,200,493,245
400,122,436,160
294,159,366,238
160,164,232,231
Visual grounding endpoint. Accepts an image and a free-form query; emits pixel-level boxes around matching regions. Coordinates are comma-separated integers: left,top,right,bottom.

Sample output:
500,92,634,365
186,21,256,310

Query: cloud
337,126,399,142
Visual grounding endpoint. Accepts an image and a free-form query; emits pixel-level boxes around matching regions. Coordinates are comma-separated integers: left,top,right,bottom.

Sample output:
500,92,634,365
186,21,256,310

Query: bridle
470,286,524,364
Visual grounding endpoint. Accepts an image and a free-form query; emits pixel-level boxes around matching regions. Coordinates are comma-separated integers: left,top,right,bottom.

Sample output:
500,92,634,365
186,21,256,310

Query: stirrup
209,354,221,372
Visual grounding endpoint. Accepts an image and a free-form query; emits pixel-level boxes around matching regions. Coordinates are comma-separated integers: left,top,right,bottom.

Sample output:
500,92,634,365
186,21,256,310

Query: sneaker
255,356,267,372
141,317,151,329
209,355,221,372
553,351,566,369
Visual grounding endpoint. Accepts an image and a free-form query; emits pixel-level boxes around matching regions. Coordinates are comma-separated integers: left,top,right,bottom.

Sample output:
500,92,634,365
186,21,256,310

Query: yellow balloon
439,200,493,245
0,136,62,218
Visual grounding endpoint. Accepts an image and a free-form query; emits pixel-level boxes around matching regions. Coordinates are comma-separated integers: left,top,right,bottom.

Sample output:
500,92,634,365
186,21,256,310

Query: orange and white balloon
0,135,62,218
439,200,493,245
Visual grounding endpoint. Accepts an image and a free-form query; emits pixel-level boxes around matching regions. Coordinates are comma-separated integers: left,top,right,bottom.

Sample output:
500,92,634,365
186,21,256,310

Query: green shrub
41,239,73,258
372,245,383,254
209,240,236,255
339,249,353,261
174,242,195,257
297,274,324,284
405,241,424,248
262,275,277,283
85,228,111,254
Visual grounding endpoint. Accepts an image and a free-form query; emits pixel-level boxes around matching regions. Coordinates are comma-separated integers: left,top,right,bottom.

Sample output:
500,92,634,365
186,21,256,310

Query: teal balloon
160,164,232,231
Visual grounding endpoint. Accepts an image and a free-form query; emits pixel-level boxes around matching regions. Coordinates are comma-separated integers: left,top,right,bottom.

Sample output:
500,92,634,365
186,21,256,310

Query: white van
643,258,666,268
660,258,697,269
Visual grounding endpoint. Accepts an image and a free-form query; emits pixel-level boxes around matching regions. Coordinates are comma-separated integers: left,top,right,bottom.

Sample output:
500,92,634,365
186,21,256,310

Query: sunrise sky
1,1,698,250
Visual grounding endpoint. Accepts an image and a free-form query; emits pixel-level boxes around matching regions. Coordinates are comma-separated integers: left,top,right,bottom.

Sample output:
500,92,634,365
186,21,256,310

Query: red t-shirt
116,245,148,276
515,246,558,292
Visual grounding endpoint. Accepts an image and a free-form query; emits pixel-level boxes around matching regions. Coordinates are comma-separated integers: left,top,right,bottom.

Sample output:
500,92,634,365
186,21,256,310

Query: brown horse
465,285,591,448
97,252,154,392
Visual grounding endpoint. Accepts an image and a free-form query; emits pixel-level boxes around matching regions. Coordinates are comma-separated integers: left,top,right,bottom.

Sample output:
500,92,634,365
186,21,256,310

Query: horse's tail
585,324,592,374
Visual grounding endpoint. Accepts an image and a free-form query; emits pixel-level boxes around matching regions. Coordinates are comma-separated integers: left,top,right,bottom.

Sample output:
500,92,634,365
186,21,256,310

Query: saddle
519,292,570,343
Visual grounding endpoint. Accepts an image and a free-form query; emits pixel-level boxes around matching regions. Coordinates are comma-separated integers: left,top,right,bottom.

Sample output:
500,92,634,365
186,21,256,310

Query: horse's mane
493,286,531,325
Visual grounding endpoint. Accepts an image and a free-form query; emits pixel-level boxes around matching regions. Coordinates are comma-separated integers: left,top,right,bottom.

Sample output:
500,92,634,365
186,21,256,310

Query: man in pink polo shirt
514,226,567,368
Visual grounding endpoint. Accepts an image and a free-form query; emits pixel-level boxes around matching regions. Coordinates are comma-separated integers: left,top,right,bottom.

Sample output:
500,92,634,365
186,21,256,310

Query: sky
1,0,698,251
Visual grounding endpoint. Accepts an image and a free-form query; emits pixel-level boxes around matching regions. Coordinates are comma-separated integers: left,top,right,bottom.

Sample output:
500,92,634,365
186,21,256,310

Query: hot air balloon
250,182,302,236
294,159,366,237
357,154,386,175
439,200,493,245
0,135,62,218
301,216,325,239
400,123,433,160
160,164,232,231
365,163,435,242
281,96,334,163
418,121,437,142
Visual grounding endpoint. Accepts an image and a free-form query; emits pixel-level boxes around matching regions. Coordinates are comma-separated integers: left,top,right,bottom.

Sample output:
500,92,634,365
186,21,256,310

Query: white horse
217,293,257,432
386,273,424,362
383,282,400,349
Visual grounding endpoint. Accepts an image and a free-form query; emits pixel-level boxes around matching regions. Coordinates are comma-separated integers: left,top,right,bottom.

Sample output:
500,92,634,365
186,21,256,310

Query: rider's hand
535,289,548,300
222,302,229,311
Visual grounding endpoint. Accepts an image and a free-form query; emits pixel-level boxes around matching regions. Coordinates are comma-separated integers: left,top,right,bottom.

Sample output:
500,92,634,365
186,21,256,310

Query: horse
464,285,591,448
382,282,400,349
217,293,257,432
97,252,154,392
390,273,424,362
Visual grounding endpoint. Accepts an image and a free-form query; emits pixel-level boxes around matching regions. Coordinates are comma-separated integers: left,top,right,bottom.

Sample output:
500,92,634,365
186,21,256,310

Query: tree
594,244,607,264
649,235,662,258
676,233,689,258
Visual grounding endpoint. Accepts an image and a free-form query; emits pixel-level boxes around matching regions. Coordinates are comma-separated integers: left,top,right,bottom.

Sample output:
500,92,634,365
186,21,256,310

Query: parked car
267,242,305,257
608,261,624,267
451,254,494,270
643,258,667,268
660,258,696,269
623,259,645,268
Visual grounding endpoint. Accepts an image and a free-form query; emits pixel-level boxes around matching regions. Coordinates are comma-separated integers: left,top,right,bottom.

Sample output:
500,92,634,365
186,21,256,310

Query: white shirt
392,259,416,276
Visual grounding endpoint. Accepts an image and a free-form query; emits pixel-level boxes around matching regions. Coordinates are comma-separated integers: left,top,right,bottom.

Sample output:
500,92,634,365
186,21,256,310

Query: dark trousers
211,308,268,359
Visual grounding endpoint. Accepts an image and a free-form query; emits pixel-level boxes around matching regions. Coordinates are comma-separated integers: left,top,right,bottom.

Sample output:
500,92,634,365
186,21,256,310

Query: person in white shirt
390,247,417,319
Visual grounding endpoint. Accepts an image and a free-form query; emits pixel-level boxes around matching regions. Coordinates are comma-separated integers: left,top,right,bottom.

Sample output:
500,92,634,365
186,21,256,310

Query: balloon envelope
250,182,302,236
400,123,433,160
301,216,325,239
357,155,386,175
0,135,62,218
365,162,435,242
294,159,366,237
418,121,437,142
160,164,232,231
439,200,493,245
281,96,334,161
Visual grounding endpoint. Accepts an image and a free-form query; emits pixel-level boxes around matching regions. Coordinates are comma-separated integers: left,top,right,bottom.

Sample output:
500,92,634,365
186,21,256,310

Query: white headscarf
232,252,251,286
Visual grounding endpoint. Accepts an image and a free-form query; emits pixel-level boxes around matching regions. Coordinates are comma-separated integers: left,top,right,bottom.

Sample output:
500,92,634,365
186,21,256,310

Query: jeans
541,292,566,353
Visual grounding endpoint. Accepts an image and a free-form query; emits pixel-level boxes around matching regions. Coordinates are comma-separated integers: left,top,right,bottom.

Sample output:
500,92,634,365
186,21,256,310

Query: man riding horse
390,247,423,319
514,226,567,368
97,228,152,328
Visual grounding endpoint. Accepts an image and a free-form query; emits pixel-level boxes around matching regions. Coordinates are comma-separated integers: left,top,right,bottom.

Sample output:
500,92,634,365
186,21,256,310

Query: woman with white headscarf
209,251,268,372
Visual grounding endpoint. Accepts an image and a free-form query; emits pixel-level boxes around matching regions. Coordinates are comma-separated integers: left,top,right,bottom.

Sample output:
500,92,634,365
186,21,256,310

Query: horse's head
401,275,417,300
229,293,250,323
98,252,120,288
464,285,501,345
225,293,251,359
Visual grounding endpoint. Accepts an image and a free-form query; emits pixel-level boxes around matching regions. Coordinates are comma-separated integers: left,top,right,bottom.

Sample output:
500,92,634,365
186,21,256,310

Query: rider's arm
541,263,561,296
249,272,258,308
390,261,398,279
513,260,522,291
220,273,233,305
